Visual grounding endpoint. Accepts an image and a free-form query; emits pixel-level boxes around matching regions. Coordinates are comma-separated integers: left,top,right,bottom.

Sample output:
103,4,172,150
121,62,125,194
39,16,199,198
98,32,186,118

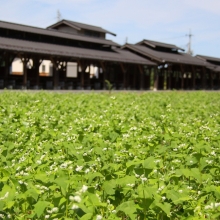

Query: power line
160,35,186,41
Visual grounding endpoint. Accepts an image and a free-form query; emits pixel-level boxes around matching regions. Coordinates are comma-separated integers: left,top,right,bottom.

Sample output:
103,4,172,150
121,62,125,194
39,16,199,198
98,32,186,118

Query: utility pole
186,29,193,55
125,37,128,44
57,10,62,22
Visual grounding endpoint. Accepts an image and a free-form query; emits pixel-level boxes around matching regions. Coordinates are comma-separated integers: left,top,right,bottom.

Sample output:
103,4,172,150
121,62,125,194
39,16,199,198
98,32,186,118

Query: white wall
11,58,23,74
39,60,53,76
66,62,77,77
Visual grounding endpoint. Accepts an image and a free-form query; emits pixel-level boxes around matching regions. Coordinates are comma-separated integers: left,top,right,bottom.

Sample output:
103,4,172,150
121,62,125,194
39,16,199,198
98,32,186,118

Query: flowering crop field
0,91,220,220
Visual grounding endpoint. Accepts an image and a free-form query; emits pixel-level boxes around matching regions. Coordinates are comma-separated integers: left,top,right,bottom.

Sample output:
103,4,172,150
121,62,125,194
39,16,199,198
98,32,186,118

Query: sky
0,0,220,58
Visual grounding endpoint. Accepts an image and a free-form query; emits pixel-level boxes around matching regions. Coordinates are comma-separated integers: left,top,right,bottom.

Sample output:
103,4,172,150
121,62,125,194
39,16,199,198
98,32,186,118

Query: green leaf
35,173,49,183
25,188,39,201
80,213,93,220
103,181,115,195
34,201,50,218
116,200,137,220
54,177,69,196
153,201,171,216
137,185,157,199
59,197,67,206
142,157,155,169
87,172,103,184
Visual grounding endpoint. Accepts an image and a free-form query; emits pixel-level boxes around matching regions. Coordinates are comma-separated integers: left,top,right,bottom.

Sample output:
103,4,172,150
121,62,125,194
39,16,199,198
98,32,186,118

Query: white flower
161,196,166,201
75,165,83,172
69,196,74,201
205,202,220,210
210,151,216,156
179,190,183,193
96,215,102,220
126,183,135,187
60,162,68,169
71,204,79,210
206,160,212,164
80,185,88,193
45,215,50,219
73,195,81,203
52,207,58,213
0,192,9,200
141,177,148,182
36,160,42,164
85,168,90,174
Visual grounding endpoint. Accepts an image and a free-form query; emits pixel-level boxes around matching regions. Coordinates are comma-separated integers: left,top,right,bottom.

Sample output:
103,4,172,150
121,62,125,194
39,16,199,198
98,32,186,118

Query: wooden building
195,55,220,90
0,19,220,90
122,40,220,90
0,20,155,90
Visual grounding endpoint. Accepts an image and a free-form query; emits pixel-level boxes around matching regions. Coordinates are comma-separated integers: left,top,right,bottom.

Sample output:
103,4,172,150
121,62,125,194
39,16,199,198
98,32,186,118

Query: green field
0,91,220,220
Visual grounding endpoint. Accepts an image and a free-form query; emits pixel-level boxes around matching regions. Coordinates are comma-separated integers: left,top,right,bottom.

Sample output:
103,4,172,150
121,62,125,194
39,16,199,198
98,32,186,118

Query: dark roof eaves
123,44,163,63
0,37,147,65
0,20,119,47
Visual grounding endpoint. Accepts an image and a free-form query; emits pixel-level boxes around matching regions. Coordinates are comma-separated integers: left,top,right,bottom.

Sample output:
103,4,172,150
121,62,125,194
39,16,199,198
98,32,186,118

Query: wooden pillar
78,60,88,89
166,69,172,90
171,71,176,89
100,61,106,90
210,71,214,90
32,58,42,89
120,63,127,89
158,69,165,90
51,59,60,89
3,54,10,88
53,67,59,89
3,53,15,88
153,67,158,90
191,65,196,90
202,67,206,89
88,65,91,89
218,72,220,89
133,66,137,89
180,64,184,90
21,58,29,89
138,65,144,90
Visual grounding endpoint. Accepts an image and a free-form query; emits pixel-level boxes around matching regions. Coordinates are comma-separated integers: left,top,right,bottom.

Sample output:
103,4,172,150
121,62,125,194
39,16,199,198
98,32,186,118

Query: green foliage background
0,91,219,219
